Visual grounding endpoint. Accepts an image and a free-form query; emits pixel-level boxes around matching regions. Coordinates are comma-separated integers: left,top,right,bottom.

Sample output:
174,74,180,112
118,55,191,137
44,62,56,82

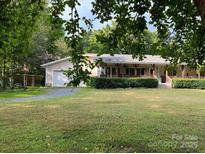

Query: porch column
181,65,186,78
152,64,156,77
31,75,35,86
198,71,201,79
165,70,168,77
106,67,108,77
110,67,112,77
98,67,101,77
116,65,118,77
23,74,26,87
149,68,151,77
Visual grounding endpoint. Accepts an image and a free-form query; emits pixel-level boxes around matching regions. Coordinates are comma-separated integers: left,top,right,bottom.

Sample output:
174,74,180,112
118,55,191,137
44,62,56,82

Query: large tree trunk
193,0,205,29
193,0,205,65
2,58,6,90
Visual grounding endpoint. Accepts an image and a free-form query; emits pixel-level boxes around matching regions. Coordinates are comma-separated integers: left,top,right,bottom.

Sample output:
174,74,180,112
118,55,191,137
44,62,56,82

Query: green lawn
0,88,204,152
0,88,47,98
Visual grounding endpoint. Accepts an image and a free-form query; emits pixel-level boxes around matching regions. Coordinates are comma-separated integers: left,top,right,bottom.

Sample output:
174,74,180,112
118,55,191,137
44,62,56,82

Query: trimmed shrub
172,78,205,89
89,77,158,89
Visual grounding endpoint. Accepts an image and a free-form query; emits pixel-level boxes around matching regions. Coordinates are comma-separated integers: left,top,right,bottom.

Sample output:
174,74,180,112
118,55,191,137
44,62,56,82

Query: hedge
172,78,205,89
89,77,158,89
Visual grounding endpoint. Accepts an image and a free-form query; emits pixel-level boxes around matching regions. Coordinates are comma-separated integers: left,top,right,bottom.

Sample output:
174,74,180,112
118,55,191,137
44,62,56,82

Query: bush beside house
89,77,158,89
172,78,205,89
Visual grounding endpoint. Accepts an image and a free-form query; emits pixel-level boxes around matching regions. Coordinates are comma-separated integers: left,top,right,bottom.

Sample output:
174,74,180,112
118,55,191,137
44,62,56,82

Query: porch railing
99,74,152,78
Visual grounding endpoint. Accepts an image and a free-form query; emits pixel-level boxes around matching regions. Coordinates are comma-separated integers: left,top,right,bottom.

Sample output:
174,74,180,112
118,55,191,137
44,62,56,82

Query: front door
161,71,166,83
150,69,153,77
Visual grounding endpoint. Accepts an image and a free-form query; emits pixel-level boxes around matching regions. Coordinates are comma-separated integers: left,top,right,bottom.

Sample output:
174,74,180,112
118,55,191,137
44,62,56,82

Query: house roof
91,54,170,65
41,57,70,67
41,54,172,67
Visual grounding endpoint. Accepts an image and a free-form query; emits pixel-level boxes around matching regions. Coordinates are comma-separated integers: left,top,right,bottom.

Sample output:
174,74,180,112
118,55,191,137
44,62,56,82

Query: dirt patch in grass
45,105,60,109
150,104,161,109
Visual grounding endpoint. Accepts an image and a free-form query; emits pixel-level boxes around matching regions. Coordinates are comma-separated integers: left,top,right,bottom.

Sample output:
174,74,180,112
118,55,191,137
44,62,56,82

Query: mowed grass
0,89,47,98
0,88,204,152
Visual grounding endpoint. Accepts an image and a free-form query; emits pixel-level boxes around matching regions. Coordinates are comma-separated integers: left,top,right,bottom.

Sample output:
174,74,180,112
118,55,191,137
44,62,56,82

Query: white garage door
53,70,70,87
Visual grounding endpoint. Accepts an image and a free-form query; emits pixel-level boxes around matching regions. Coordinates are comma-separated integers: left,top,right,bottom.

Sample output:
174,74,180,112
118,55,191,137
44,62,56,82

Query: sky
62,0,156,31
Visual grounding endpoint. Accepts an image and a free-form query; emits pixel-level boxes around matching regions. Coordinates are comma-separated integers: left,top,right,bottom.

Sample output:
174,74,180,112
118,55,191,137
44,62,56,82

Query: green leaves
0,0,45,89
28,7,69,75
51,0,97,86
91,0,153,58
91,0,205,67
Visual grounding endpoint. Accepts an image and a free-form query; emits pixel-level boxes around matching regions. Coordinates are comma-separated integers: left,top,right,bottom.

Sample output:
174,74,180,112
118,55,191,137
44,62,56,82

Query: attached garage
41,57,73,87
41,54,98,87
52,70,70,87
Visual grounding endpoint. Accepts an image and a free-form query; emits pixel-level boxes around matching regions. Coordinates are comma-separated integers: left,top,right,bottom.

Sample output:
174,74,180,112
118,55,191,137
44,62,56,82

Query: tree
0,1,69,89
27,8,69,75
0,0,45,90
83,24,158,55
82,24,113,54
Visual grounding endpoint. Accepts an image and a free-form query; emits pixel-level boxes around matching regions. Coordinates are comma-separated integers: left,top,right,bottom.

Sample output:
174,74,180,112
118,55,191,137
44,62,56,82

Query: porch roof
90,54,171,65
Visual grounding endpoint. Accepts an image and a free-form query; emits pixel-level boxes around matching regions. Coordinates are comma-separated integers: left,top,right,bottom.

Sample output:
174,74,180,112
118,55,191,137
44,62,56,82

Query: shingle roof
41,54,171,67
89,54,170,65
41,57,70,67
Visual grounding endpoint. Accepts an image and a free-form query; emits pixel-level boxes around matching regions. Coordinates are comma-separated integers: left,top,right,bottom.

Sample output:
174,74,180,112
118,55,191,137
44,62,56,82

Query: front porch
98,63,167,83
97,63,204,84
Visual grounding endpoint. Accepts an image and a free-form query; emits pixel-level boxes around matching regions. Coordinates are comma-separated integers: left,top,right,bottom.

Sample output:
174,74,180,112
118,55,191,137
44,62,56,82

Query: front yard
0,88,204,152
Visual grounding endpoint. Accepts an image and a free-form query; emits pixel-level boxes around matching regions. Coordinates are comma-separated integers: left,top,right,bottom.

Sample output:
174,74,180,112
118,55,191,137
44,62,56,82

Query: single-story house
41,53,200,87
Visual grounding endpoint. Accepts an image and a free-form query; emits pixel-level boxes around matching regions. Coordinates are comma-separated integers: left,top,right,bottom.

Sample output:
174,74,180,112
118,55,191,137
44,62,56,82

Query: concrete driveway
0,88,79,103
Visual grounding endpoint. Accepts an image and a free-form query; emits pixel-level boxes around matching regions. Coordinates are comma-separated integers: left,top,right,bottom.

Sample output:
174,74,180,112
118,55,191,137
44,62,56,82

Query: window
126,68,134,76
125,68,145,77
126,68,130,76
112,68,117,76
106,67,110,77
136,68,141,76
100,67,106,77
137,68,145,76
141,68,145,75
130,68,135,76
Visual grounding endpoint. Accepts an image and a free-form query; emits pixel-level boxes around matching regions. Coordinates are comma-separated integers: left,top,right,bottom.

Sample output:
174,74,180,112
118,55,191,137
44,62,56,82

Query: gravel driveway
0,88,79,103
